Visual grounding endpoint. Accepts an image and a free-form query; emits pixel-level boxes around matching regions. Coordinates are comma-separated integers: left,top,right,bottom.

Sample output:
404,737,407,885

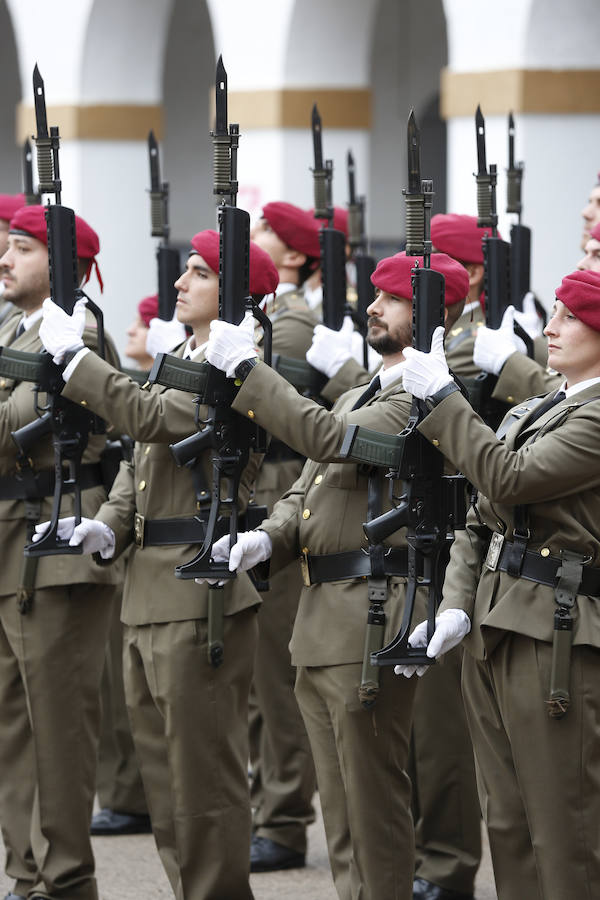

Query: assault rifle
506,112,532,310
147,130,180,320
339,111,466,670
347,150,375,369
148,55,271,585
0,65,106,557
470,105,533,427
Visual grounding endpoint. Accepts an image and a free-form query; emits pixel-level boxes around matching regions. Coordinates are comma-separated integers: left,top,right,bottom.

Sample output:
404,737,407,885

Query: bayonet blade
312,104,323,171
33,64,49,139
347,150,356,204
215,55,228,136
475,105,487,175
508,112,515,170
22,139,34,196
148,130,160,191
407,109,421,194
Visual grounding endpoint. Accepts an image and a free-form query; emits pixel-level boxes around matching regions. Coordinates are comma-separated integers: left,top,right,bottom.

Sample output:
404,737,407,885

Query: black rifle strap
359,468,388,709
17,498,42,614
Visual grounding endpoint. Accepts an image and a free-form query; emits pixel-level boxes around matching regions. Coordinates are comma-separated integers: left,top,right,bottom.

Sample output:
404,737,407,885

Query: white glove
307,317,355,378
145,312,187,358
473,305,526,375
32,516,115,558
39,297,86,364
393,609,471,677
401,326,452,400
514,291,543,340
206,311,258,377
194,530,273,585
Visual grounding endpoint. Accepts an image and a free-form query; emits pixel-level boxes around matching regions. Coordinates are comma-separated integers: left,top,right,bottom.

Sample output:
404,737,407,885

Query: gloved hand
32,516,115,558
39,297,87,364
307,317,355,378
473,305,526,375
194,530,273,585
145,312,187,358
514,291,543,340
401,326,452,400
393,609,471,677
206,311,258,377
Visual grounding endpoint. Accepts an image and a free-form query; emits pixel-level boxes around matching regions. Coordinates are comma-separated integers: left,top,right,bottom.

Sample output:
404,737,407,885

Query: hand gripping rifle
339,111,466,674
347,150,375,369
470,105,533,427
507,112,532,311
148,56,271,600
147,130,180,320
0,65,106,558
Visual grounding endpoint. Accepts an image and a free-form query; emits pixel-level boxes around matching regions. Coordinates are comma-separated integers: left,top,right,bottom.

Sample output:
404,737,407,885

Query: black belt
300,547,409,586
496,540,600,597
264,439,304,463
134,514,206,548
0,463,104,501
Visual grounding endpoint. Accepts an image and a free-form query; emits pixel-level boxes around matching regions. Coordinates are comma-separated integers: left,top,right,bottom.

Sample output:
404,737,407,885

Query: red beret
555,270,600,333
311,206,349,238
138,294,159,327
189,229,279,296
431,213,502,265
9,204,103,291
590,222,600,242
261,202,321,259
0,193,25,222
371,252,469,307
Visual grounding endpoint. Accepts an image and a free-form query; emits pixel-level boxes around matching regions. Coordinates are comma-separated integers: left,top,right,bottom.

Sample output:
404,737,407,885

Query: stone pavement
0,795,498,899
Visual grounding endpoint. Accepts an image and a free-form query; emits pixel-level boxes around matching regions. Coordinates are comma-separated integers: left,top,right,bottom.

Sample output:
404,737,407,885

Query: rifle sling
0,463,104,501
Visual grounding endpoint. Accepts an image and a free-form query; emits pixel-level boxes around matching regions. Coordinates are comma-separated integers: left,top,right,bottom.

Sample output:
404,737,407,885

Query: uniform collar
379,359,406,391
559,376,600,400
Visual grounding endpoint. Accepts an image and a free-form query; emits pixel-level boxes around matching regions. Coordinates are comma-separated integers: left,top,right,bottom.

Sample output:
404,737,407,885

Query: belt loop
300,548,311,586
134,513,145,549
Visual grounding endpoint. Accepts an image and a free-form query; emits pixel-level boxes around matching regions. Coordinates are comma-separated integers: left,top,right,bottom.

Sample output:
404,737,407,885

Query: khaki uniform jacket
0,314,121,595
420,386,600,658
61,346,262,625
444,305,484,378
493,351,562,405
231,361,426,667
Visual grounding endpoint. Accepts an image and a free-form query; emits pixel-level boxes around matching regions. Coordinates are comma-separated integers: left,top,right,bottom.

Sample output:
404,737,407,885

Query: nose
576,253,588,271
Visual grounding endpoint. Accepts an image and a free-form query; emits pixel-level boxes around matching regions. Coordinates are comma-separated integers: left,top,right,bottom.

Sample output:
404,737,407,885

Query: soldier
203,251,470,900
0,193,25,326
580,172,600,250
397,268,600,900
578,220,600,273
0,204,121,900
245,200,320,872
123,294,159,372
37,229,278,900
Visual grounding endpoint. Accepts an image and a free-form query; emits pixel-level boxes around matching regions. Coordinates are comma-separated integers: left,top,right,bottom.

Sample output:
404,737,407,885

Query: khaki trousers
295,663,417,900
463,635,600,900
249,560,316,854
96,597,147,815
409,646,481,893
0,584,114,900
123,607,258,900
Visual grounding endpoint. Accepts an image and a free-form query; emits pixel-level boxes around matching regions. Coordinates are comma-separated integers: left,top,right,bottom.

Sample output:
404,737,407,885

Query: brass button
247,409,255,419
432,439,440,447
507,395,514,403
302,508,311,520
138,480,146,491
314,474,323,485
540,547,550,557
80,400,88,406
144,446,151,455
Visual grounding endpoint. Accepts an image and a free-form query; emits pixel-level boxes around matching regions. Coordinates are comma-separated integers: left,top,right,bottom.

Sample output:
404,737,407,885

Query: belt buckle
300,548,311,587
485,531,504,571
134,513,145,549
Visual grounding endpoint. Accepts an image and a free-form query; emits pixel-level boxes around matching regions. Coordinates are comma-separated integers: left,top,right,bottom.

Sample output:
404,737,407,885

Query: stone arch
0,0,22,191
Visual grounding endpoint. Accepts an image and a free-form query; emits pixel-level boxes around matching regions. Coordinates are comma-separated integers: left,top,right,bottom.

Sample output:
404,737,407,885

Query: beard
367,318,413,356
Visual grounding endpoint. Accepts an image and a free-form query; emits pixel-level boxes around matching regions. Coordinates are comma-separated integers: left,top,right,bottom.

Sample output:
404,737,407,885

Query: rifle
311,104,347,331
507,112,531,311
339,110,466,670
147,130,180,320
347,150,375,369
0,65,106,557
148,57,271,580
22,138,41,205
470,105,532,426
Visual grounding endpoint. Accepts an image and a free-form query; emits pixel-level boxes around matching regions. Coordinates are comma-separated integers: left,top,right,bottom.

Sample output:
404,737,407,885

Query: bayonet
311,103,331,222
22,139,40,205
147,130,179,319
212,55,238,207
474,105,495,233
506,112,530,309
32,64,61,200
403,109,428,256
506,111,523,221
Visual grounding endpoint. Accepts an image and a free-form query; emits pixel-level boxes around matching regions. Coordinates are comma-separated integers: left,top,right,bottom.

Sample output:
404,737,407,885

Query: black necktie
351,375,381,410
15,319,25,338
514,390,566,448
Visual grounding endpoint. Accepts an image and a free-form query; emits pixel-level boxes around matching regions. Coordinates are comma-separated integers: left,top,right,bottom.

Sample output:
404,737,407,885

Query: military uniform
492,350,561,406
230,359,426,900
61,346,262,900
249,287,318,857
420,382,600,900
0,314,121,900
